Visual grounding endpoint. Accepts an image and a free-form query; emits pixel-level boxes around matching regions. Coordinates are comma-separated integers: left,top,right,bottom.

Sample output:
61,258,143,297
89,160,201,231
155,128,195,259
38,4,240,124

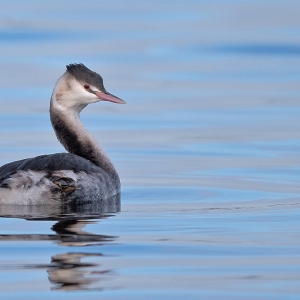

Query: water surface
0,1,300,299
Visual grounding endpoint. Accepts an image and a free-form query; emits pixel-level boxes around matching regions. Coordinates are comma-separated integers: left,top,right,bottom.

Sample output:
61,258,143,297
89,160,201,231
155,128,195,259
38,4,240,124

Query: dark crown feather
66,63,105,91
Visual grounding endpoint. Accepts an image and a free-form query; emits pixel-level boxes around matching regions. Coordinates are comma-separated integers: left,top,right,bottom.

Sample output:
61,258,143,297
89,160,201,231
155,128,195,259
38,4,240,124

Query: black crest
66,63,106,91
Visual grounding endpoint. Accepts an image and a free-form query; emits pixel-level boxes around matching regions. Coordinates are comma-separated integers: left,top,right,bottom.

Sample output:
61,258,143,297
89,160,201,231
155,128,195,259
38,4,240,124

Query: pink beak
94,91,126,104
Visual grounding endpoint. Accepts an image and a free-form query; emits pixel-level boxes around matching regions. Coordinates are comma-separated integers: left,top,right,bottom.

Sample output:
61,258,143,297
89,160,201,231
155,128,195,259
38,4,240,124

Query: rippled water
0,1,300,299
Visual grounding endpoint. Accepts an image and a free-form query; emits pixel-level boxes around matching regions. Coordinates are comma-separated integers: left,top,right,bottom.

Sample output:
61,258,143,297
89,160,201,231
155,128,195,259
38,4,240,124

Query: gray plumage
0,64,125,205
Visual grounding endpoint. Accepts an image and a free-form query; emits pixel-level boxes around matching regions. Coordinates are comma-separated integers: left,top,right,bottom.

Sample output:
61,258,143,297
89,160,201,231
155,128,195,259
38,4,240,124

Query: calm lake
0,1,300,299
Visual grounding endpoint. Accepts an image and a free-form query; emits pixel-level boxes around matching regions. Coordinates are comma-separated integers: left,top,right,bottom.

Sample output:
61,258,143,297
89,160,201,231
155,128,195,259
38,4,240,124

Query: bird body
0,64,125,205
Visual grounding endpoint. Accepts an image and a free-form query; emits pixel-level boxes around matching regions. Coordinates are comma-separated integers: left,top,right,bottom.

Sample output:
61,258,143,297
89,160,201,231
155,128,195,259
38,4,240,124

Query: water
0,1,300,299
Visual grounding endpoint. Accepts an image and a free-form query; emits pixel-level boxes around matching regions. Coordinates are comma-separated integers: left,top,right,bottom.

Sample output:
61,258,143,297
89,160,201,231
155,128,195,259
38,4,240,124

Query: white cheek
51,75,101,109
84,91,100,103
87,86,101,102
71,85,97,103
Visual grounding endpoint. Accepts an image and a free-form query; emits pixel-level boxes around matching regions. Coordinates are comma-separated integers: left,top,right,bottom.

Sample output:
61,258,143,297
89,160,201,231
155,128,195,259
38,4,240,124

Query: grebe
0,64,125,205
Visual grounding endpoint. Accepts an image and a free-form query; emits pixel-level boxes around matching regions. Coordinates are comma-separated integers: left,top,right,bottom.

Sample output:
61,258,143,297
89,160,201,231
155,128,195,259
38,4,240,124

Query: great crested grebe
0,64,125,205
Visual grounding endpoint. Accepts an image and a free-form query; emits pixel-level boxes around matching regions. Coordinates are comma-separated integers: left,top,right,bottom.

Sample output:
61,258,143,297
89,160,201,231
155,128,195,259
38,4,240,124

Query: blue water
0,1,300,299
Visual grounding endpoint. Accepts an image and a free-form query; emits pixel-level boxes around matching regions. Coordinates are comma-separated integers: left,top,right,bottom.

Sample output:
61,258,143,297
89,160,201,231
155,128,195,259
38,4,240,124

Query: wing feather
0,153,98,185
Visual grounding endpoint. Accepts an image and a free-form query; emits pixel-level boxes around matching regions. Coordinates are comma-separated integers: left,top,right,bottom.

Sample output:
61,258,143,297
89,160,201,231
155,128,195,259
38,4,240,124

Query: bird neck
50,100,118,177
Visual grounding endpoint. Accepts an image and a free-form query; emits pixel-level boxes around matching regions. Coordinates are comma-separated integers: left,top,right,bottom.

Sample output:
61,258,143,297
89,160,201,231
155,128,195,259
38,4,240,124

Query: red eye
84,84,90,89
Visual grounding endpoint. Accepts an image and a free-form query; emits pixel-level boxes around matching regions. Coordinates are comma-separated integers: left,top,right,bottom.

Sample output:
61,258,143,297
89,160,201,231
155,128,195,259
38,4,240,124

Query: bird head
51,63,125,111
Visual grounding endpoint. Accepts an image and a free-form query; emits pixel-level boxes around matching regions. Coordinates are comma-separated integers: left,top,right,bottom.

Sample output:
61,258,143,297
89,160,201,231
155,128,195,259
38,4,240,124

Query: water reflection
0,194,120,291
0,194,120,220
48,252,112,291
52,219,115,246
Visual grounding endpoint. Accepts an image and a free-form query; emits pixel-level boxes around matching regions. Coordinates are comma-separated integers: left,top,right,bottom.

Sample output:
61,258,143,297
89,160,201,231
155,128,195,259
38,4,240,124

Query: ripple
212,44,300,56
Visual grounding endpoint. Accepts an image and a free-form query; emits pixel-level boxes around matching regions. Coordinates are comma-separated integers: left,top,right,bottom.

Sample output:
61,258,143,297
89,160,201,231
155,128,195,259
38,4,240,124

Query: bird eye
84,84,90,90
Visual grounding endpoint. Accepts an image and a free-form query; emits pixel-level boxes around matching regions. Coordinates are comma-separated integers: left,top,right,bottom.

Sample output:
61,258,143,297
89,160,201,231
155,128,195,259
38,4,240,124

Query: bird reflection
52,219,115,246
47,251,113,291
0,194,120,291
